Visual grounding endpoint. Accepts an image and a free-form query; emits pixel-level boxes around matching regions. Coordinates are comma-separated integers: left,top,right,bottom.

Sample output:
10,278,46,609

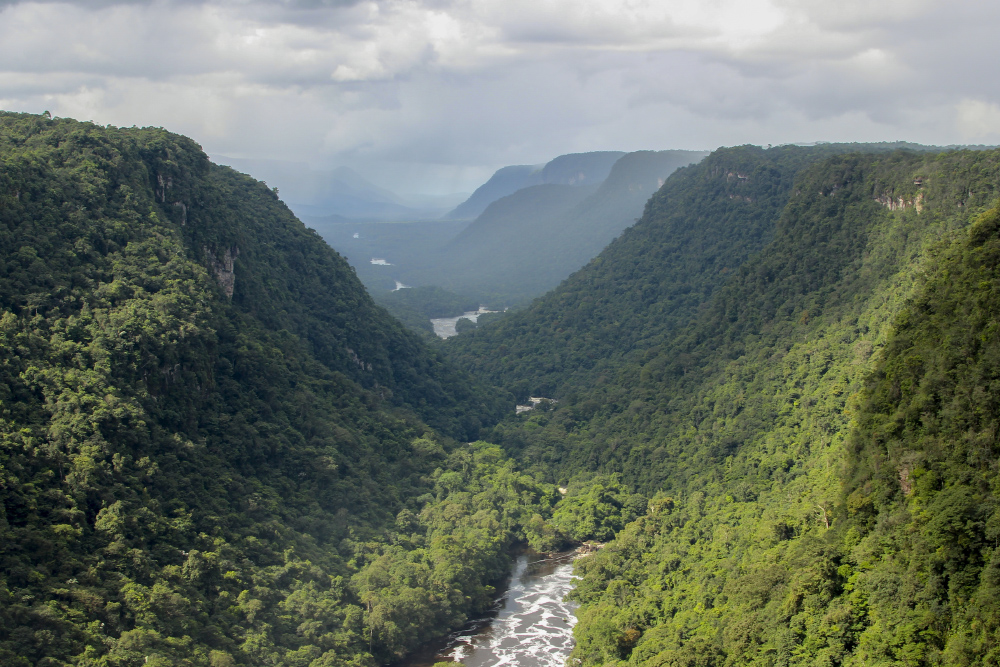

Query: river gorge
400,549,581,667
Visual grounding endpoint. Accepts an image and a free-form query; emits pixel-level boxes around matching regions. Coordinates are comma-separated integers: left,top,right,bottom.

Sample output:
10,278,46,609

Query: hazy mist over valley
3,2,1000,667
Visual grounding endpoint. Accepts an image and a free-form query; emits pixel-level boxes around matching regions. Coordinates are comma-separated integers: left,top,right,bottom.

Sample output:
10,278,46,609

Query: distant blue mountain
383,149,709,306
214,157,465,221
444,151,626,220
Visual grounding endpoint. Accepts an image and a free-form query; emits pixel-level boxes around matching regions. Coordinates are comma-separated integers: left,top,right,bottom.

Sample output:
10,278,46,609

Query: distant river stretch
400,549,580,667
430,310,489,338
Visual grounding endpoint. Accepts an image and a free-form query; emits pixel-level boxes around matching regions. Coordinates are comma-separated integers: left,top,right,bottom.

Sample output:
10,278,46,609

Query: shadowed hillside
401,149,707,307
0,112,572,667
444,151,625,220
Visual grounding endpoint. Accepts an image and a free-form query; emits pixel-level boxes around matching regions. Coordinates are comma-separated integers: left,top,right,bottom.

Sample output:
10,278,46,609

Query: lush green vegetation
0,112,557,667
550,475,647,543
367,296,436,337
5,107,1000,667
839,203,1000,664
466,147,1000,665
472,311,507,328
566,199,1000,665
447,143,874,398
454,317,477,335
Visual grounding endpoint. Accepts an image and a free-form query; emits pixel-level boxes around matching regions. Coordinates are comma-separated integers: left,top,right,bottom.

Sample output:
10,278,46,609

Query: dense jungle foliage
473,147,1000,665
5,108,1000,667
446,142,939,399
0,112,577,667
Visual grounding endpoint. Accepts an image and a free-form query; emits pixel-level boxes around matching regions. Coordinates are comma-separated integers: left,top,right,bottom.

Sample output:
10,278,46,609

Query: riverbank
397,548,582,667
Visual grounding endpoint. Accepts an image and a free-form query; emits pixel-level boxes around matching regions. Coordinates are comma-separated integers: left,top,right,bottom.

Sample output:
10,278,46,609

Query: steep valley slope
341,150,706,310
457,147,1000,665
422,150,709,307
4,108,1000,667
446,142,935,397
0,112,574,667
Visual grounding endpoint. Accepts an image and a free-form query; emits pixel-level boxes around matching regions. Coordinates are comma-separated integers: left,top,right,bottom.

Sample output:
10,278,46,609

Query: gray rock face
205,245,240,298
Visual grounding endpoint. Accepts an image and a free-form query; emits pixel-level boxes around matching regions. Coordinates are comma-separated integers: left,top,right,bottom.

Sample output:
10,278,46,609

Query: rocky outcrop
875,190,924,212
204,245,239,298
345,347,373,372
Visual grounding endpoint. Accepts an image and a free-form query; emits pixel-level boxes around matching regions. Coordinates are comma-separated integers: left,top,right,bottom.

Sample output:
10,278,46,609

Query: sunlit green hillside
466,146,1000,665
3,109,998,667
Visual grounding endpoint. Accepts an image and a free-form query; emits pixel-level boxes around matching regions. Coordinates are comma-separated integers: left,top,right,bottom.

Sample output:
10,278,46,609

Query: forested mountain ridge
475,147,1000,665
5,107,998,667
0,113,504,438
423,150,709,307
448,183,593,253
0,112,568,667
445,143,892,397
444,151,625,220
373,150,704,308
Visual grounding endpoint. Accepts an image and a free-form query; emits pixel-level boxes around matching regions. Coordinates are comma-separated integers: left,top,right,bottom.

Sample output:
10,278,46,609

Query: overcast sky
1,0,998,194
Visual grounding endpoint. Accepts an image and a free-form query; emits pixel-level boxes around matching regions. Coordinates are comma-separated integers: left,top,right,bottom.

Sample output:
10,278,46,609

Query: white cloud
956,99,1000,142
0,0,995,193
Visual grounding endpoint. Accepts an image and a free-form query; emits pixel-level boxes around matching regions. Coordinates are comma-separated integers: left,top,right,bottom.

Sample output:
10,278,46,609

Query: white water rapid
401,549,580,667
